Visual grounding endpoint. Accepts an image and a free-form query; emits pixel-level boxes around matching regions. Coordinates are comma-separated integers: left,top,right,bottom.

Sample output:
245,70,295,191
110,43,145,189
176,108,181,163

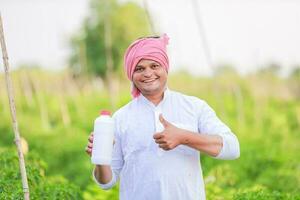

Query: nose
143,68,153,78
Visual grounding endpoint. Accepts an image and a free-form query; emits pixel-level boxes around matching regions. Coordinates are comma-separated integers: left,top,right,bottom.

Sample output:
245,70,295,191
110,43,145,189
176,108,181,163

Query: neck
144,90,165,106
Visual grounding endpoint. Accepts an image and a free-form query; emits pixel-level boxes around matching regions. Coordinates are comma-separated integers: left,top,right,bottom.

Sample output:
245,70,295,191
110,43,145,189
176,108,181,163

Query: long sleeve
198,101,240,160
93,115,124,189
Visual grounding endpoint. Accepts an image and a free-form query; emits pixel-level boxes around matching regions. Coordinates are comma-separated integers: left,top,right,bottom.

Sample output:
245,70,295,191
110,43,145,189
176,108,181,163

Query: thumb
159,114,170,128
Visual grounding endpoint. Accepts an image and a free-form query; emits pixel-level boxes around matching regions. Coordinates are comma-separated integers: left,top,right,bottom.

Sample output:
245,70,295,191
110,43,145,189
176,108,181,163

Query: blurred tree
214,64,238,76
257,62,281,77
289,66,300,79
69,0,151,78
288,66,300,99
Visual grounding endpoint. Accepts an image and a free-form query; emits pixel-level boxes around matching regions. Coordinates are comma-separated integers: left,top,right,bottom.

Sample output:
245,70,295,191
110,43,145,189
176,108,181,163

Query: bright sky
1,0,300,76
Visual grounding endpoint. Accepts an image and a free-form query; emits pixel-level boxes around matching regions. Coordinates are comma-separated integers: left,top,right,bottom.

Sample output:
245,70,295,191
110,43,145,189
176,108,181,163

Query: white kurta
93,89,240,200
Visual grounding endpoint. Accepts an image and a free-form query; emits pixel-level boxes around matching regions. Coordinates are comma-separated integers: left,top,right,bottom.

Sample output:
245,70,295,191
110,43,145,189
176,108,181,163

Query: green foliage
233,186,300,200
0,148,82,199
83,184,119,200
1,69,300,199
69,0,151,78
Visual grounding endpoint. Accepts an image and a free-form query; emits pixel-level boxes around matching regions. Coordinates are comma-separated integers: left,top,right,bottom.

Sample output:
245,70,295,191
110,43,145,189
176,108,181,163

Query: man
85,34,240,200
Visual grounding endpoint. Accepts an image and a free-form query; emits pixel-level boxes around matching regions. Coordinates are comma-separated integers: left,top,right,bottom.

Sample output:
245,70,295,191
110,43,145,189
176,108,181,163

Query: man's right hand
86,131,113,185
85,132,94,156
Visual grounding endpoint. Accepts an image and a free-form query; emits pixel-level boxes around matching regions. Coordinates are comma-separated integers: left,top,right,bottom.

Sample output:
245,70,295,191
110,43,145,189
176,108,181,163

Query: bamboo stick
31,76,50,131
0,13,30,200
142,0,156,34
104,1,117,110
66,73,86,118
20,70,34,108
191,0,228,120
232,84,245,131
59,78,70,126
191,0,214,70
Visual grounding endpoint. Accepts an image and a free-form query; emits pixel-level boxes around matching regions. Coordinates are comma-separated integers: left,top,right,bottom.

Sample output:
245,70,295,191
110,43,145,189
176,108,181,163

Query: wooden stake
143,0,156,34
20,70,34,108
31,76,50,130
58,79,70,126
0,13,30,199
104,1,117,110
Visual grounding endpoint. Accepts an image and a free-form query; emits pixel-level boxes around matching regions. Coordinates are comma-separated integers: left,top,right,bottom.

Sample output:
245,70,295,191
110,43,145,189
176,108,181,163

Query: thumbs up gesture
153,114,186,151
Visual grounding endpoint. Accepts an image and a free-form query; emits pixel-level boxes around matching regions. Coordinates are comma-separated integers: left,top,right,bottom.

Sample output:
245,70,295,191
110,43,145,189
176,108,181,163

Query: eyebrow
138,36,160,39
136,62,160,68
135,65,144,68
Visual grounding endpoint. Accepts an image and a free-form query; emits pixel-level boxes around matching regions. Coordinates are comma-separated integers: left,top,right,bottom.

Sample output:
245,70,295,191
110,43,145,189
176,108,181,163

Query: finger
154,138,166,144
85,147,92,155
158,143,170,150
88,134,94,143
88,143,93,148
86,145,92,151
159,114,169,128
153,133,164,139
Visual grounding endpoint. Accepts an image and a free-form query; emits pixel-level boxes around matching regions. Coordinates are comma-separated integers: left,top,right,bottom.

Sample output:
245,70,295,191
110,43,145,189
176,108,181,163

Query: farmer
85,34,240,200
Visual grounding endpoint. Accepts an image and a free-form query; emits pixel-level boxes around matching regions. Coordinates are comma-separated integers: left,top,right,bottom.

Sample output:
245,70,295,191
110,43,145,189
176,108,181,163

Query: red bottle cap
100,110,111,116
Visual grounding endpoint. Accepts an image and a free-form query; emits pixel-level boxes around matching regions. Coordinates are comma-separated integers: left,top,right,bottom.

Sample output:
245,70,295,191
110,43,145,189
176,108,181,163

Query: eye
134,67,144,72
152,64,160,69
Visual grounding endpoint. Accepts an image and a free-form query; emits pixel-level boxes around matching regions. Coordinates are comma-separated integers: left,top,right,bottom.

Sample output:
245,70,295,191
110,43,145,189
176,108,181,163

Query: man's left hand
153,114,186,151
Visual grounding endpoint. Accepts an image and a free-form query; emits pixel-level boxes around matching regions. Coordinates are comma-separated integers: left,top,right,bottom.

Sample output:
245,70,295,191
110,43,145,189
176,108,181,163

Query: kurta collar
138,87,170,109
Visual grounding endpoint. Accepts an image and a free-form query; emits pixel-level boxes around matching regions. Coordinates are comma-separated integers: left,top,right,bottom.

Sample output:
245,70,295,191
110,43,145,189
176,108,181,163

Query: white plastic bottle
91,110,115,165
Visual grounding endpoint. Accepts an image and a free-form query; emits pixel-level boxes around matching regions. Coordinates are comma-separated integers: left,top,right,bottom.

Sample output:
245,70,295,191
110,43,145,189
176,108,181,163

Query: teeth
143,79,156,83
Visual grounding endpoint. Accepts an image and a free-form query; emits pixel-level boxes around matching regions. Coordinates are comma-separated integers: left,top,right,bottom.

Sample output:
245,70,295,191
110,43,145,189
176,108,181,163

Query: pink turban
124,33,169,98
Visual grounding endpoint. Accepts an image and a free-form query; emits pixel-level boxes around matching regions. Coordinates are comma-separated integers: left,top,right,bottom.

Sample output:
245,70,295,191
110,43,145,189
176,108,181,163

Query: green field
1,69,300,199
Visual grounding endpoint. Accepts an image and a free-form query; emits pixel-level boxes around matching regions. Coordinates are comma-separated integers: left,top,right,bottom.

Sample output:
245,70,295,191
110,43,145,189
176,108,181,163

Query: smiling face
132,59,168,97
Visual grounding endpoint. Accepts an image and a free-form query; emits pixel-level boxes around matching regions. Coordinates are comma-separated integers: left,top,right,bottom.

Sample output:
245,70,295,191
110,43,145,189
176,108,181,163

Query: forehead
136,59,160,67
